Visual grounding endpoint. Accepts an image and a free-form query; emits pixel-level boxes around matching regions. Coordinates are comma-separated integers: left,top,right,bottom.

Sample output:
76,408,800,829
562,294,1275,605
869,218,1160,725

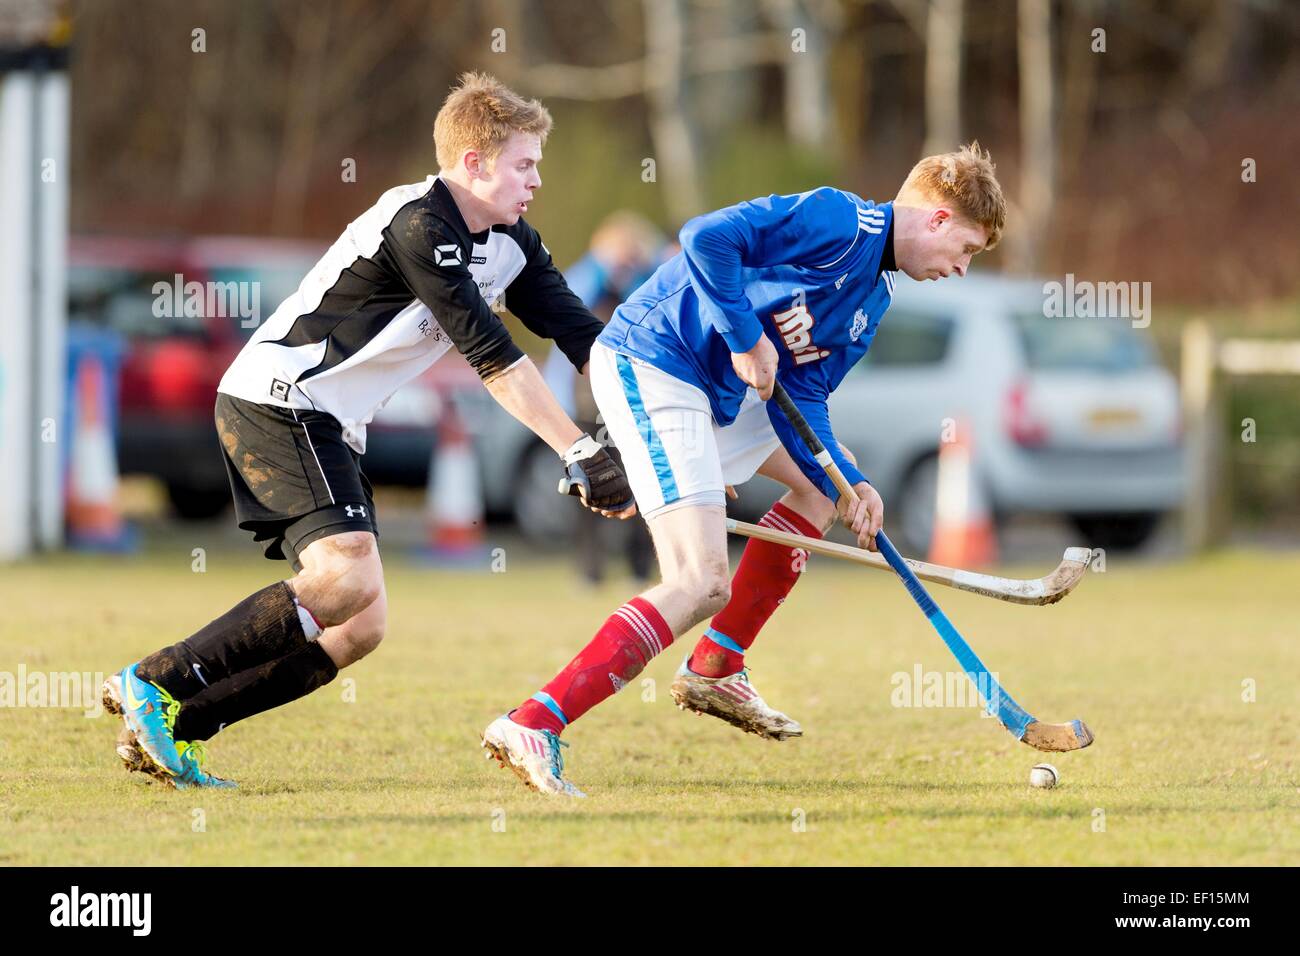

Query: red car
70,235,447,518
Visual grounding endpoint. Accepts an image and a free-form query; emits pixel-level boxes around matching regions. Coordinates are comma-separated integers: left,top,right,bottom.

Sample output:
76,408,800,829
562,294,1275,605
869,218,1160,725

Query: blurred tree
520,0,839,223
1056,0,1100,202
1011,0,1053,275
922,0,963,155
61,0,1300,305
890,0,965,156
643,0,705,222
762,0,841,151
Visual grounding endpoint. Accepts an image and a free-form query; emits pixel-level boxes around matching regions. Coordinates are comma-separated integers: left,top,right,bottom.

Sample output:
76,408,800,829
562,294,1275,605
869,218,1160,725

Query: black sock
135,582,310,698
171,642,339,742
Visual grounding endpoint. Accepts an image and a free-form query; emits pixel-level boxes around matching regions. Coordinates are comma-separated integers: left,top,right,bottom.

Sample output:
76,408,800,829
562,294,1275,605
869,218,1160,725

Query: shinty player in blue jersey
483,143,1008,796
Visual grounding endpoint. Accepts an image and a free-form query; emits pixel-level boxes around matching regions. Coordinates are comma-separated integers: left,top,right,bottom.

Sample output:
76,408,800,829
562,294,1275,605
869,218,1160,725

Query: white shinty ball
1029,763,1060,789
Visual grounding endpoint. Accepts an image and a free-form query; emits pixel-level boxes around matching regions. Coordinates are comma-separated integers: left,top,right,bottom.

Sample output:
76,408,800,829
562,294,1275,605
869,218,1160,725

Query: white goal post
0,8,70,560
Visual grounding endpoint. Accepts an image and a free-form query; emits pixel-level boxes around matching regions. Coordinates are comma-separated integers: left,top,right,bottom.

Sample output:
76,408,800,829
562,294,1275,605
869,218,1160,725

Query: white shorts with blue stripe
589,343,781,520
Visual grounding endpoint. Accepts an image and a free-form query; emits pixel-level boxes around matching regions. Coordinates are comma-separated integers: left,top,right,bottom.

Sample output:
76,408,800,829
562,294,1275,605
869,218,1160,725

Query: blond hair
898,141,1006,249
433,72,553,171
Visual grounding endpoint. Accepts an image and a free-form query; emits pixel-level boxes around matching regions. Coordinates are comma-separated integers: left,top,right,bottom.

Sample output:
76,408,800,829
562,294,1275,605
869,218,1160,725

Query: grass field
1,545,1296,865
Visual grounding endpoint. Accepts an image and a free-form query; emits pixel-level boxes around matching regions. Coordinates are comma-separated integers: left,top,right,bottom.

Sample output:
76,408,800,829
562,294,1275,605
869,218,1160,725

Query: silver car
474,273,1184,553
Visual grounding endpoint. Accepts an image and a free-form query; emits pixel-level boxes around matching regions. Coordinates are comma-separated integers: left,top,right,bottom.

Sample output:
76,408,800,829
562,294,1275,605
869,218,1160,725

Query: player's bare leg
671,446,838,739
163,535,385,745
107,532,382,785
484,503,731,795
637,503,734,633
290,533,384,650
305,539,388,669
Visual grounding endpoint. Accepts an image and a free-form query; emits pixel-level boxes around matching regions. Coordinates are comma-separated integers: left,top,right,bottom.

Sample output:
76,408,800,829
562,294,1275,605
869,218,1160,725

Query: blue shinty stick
769,382,1038,738
872,528,1034,738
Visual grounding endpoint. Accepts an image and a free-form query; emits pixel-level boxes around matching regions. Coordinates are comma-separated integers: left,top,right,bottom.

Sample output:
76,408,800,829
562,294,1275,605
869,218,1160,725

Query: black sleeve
383,209,525,381
504,227,606,372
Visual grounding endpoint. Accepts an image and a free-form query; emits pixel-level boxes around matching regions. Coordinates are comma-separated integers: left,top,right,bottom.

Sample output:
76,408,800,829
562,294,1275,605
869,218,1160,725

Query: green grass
1,547,1296,865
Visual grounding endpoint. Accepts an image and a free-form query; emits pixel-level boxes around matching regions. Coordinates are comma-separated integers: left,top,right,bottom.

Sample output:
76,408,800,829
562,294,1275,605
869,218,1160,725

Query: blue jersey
598,187,896,501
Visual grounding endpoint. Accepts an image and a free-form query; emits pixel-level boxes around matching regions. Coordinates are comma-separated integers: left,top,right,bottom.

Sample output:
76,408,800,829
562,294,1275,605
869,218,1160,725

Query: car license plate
1086,407,1142,429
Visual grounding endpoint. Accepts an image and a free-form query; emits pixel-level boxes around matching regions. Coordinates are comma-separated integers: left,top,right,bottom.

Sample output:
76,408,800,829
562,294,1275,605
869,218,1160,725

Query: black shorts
214,393,378,572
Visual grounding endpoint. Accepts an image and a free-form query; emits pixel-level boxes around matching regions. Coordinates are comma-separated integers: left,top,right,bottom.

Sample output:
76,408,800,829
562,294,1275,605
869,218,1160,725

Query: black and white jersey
217,175,603,453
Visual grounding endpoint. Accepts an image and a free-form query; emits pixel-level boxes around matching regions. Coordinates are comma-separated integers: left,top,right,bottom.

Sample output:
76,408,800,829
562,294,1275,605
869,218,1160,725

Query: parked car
813,273,1182,553
69,235,444,518
481,272,1184,552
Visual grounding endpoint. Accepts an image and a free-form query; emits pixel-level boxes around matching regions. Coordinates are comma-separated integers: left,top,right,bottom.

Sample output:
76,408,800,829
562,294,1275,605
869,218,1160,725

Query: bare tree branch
523,30,791,100
887,0,928,37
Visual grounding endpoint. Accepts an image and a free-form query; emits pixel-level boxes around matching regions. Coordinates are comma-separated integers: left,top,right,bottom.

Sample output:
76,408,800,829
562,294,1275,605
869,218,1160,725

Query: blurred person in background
544,211,667,586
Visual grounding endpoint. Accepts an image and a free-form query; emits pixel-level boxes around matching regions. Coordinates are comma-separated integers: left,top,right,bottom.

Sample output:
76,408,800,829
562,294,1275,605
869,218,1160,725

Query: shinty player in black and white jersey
102,74,635,788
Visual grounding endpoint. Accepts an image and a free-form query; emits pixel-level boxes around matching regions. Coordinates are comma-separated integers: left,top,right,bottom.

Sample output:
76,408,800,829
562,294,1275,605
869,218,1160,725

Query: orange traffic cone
928,418,997,568
65,355,132,550
420,393,487,564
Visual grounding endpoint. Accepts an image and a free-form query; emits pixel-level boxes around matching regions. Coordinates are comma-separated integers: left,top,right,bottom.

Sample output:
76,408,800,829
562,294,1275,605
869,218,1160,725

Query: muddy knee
690,573,732,620
294,533,382,625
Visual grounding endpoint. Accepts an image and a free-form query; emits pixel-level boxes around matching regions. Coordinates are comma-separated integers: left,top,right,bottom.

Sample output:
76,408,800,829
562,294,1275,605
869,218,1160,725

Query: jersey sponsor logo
270,378,291,401
850,308,869,342
434,243,462,266
773,305,831,365
416,316,450,344
470,255,487,265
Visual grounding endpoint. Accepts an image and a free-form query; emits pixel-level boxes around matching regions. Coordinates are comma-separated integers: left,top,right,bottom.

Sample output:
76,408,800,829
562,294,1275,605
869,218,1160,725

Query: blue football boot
114,664,184,780
172,741,238,790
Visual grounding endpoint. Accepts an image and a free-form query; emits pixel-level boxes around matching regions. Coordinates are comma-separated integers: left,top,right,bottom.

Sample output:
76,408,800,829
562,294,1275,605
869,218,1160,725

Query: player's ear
462,149,484,180
929,207,951,231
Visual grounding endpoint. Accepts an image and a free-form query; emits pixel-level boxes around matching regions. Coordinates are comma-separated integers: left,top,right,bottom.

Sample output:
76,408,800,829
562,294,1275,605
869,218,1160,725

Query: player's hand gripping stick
557,434,636,513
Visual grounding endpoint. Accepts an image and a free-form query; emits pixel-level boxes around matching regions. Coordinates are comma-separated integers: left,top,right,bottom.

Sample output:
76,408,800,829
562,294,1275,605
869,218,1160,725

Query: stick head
1022,718,1094,752
1037,548,1094,606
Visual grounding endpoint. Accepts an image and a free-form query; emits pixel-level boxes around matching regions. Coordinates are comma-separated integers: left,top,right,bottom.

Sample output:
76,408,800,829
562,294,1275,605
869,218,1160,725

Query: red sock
512,596,674,735
689,501,821,678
